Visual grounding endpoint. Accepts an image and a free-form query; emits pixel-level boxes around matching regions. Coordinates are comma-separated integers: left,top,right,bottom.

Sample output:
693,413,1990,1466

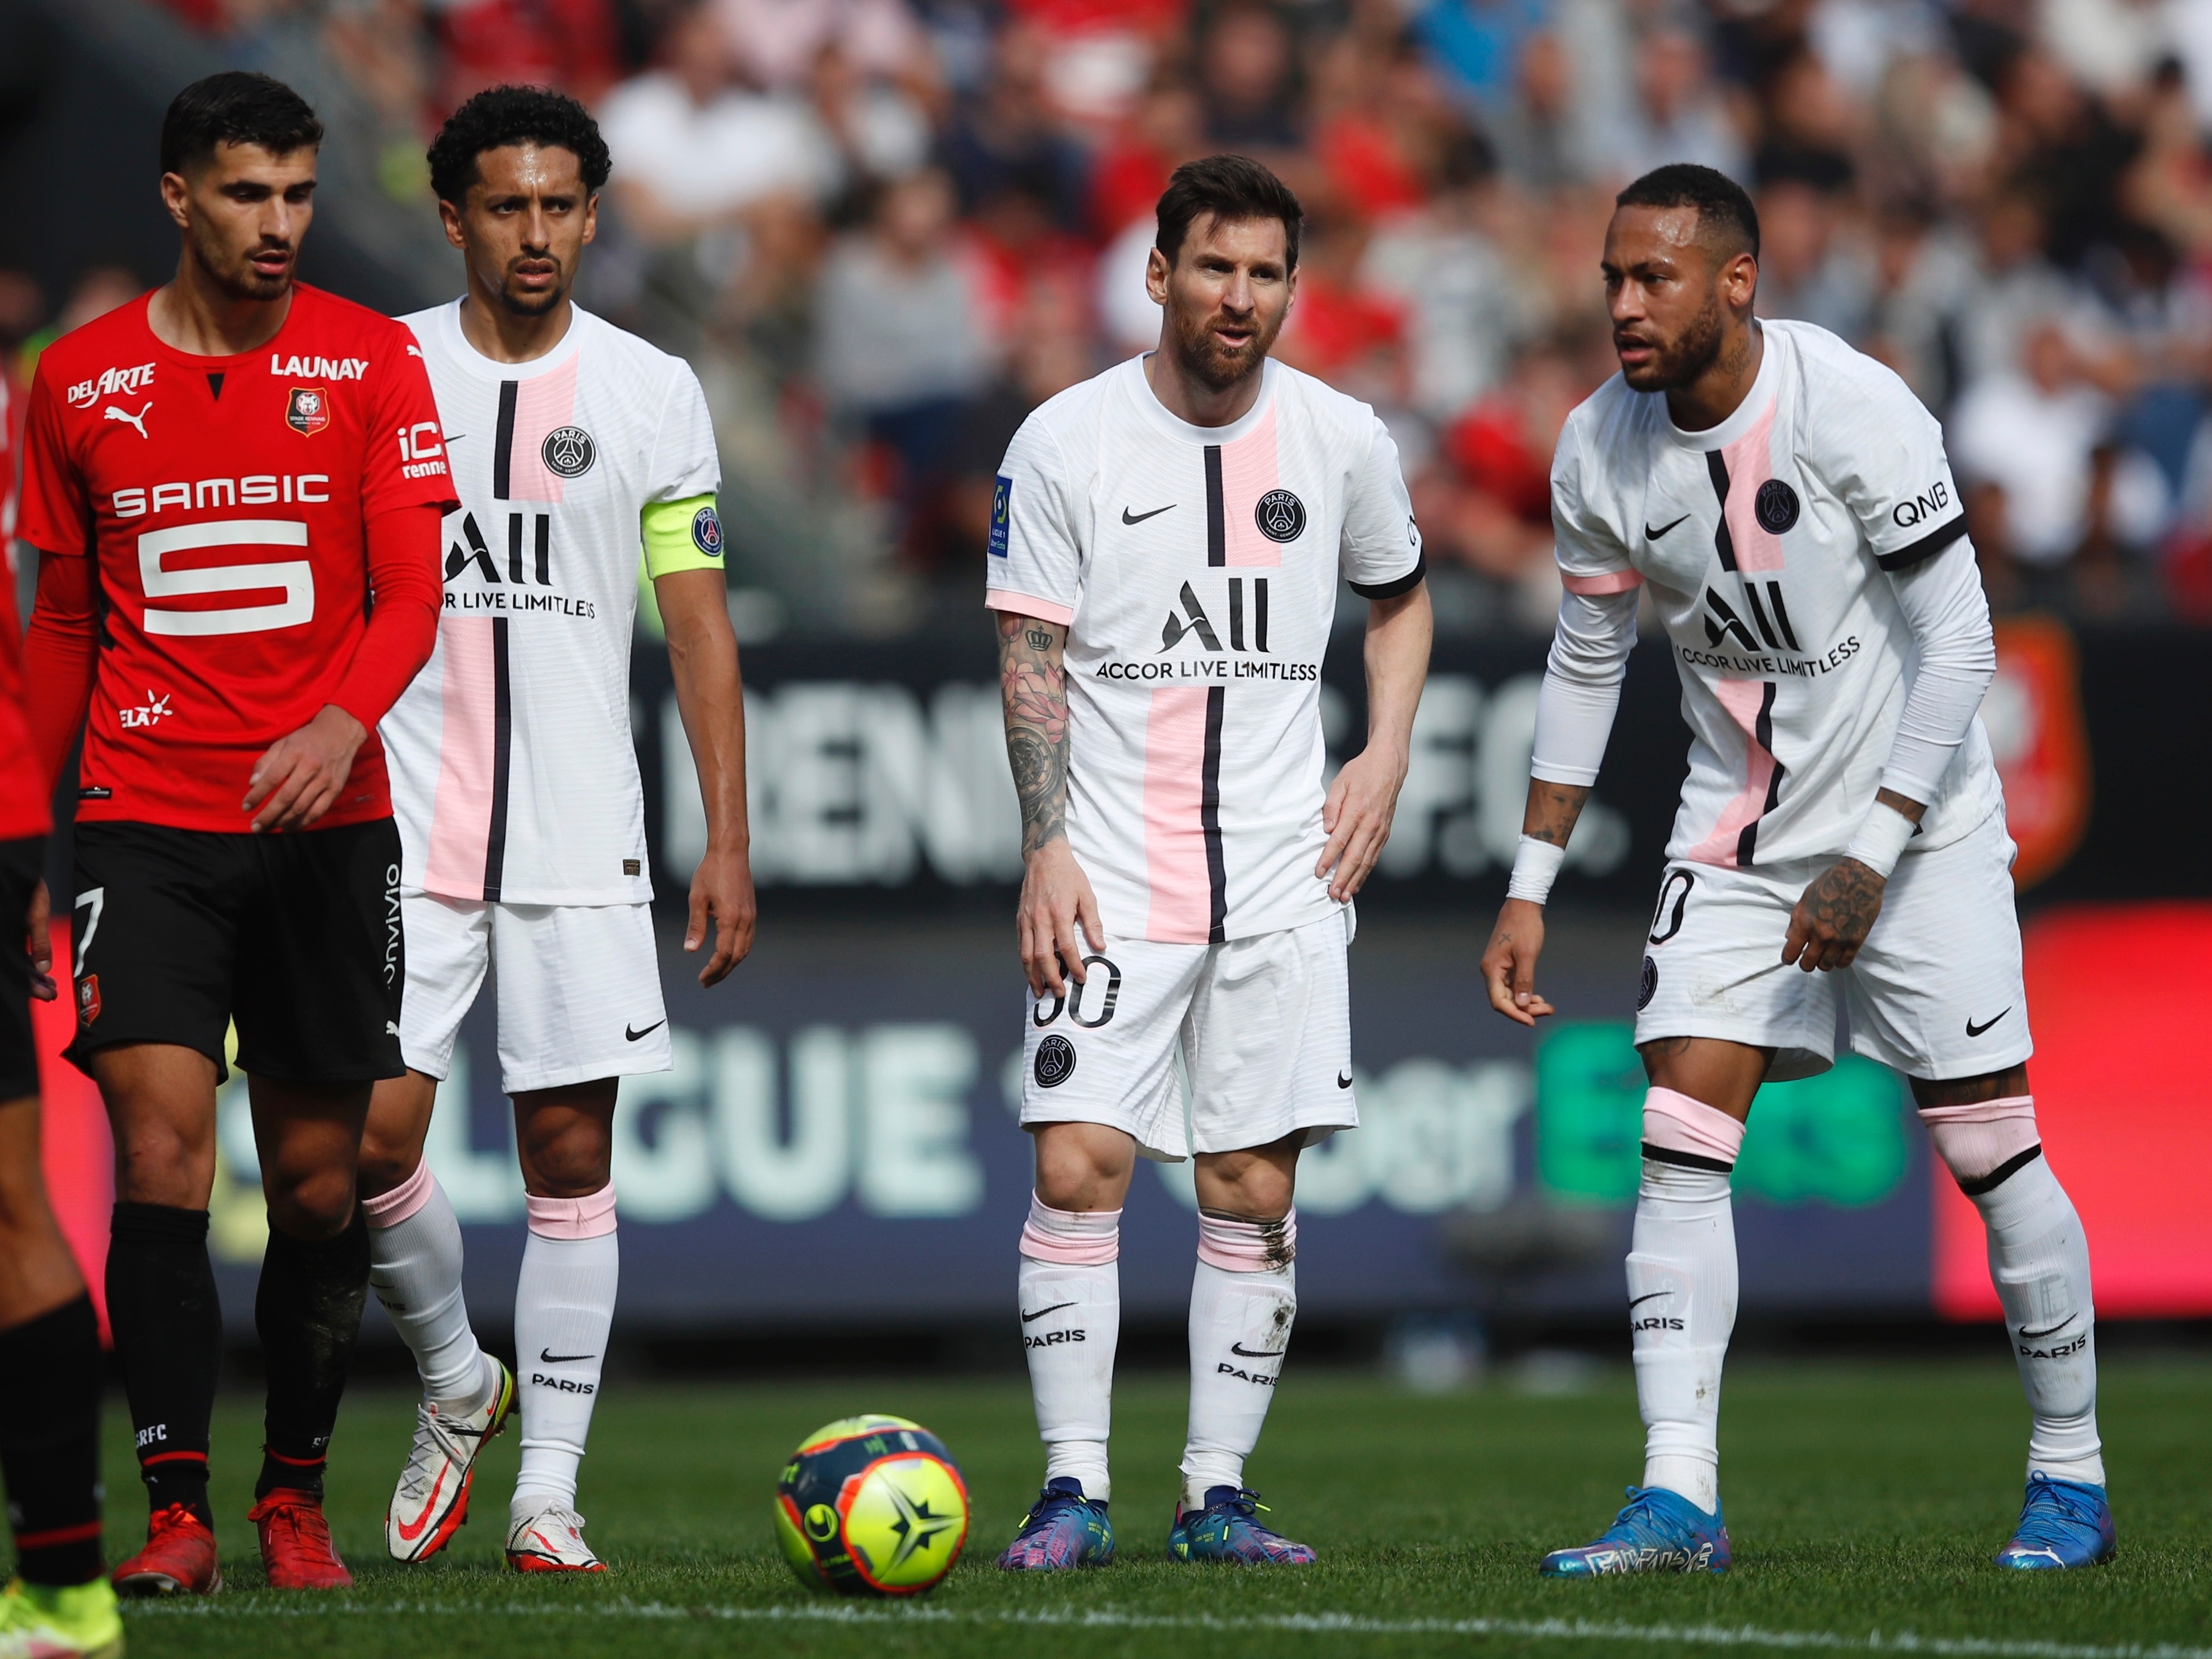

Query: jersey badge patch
76,974,101,1026
1754,478,1800,534
542,425,596,479
692,504,725,557
285,385,331,437
1255,488,1306,543
989,474,1012,556
1034,1033,1076,1088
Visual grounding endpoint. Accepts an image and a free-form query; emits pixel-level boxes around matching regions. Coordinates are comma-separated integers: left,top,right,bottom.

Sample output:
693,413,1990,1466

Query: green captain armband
642,494,726,579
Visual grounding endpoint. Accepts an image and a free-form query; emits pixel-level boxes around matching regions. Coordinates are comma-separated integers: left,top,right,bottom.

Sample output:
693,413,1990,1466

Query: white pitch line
123,1598,2212,1659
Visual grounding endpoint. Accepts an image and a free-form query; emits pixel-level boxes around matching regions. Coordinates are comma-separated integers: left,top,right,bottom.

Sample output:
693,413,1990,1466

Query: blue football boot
1167,1487,1317,1565
1995,1473,2115,1570
997,1477,1115,1570
1539,1487,1731,1577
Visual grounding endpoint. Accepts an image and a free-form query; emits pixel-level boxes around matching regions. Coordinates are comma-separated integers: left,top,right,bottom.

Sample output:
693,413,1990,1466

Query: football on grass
774,1414,969,1595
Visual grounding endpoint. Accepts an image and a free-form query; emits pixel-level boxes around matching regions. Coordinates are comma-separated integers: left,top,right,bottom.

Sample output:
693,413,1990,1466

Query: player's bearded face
172,144,317,304
446,144,597,319
1603,206,1749,394
1621,279,1727,392
1153,216,1295,390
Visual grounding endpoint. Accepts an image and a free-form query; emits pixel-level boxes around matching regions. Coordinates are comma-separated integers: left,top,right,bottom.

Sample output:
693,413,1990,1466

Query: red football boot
112,1502,223,1596
249,1490,353,1589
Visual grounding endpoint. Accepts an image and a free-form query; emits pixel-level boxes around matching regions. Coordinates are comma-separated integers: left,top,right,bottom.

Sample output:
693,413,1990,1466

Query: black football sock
0,1295,106,1584
106,1203,220,1528
254,1210,370,1502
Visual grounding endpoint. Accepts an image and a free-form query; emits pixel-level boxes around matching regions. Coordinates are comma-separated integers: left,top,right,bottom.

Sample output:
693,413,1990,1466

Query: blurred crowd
15,0,2212,632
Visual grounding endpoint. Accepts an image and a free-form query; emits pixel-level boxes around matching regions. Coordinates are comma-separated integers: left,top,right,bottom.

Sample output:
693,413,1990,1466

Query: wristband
1842,801,1917,880
1506,835,1567,904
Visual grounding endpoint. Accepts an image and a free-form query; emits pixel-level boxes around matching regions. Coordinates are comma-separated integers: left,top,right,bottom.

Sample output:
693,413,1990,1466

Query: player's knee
522,1127,613,1198
267,1166,358,1239
355,1131,422,1198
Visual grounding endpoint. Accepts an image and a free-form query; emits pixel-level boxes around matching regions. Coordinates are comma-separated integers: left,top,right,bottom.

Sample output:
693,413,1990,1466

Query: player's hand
1481,898,1555,1026
1317,744,1409,903
686,845,757,987
1783,857,1886,972
1017,839,1103,999
245,705,369,832
24,879,55,1002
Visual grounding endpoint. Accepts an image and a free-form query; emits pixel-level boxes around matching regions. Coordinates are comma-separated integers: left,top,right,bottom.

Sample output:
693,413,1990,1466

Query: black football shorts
65,818,405,1086
1,835,44,1102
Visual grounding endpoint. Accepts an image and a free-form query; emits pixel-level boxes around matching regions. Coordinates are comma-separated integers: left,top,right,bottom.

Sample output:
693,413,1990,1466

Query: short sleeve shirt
1547,320,2000,867
986,356,1425,944
15,286,455,832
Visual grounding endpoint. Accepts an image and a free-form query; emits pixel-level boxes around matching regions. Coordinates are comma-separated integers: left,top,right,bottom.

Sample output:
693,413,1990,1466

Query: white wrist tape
1842,801,1917,880
1506,835,1567,904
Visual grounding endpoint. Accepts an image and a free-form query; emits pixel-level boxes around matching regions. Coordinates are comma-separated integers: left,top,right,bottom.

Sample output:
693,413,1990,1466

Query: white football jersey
986,355,1425,944
1550,320,2001,867
383,301,719,904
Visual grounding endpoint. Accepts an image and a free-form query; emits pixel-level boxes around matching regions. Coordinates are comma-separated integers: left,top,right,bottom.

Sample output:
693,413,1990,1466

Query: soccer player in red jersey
17,72,454,1595
0,368,124,1658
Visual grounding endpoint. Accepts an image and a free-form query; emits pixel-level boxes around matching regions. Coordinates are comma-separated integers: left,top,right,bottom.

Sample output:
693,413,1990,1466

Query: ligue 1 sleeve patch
285,386,330,436
989,474,1013,557
692,503,725,558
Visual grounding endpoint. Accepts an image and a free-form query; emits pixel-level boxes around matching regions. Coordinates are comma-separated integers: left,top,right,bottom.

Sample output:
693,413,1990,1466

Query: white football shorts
1633,805,2033,1083
398,892,673,1093
1019,909,1357,1161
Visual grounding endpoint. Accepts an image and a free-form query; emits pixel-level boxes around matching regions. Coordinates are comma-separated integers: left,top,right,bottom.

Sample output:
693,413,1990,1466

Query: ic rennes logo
286,385,330,436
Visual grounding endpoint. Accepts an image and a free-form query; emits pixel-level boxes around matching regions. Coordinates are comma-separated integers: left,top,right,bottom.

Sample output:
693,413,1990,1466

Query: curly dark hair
426,84,612,206
161,72,322,176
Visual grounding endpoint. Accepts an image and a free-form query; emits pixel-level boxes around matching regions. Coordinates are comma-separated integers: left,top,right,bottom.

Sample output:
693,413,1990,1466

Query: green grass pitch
114,1357,2208,1658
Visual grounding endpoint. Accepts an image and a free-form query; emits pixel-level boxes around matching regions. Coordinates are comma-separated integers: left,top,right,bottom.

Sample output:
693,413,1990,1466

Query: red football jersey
17,286,457,832
0,372,48,842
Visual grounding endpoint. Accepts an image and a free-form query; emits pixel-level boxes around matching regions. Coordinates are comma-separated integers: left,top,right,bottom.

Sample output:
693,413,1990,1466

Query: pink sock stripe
361,1159,435,1228
1196,1208,1297,1271
1919,1095,2040,1183
1917,1095,2036,1125
1019,1198,1121,1265
526,1184,617,1240
1643,1087,1746,1165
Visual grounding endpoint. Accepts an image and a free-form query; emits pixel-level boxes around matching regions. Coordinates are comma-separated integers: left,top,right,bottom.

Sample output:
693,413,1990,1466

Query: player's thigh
234,818,406,1085
1183,910,1356,1157
394,891,491,1085
1635,860,1838,1083
490,902,666,1095
64,823,243,1084
1022,936,1205,1161
0,835,43,1107
1846,810,2032,1082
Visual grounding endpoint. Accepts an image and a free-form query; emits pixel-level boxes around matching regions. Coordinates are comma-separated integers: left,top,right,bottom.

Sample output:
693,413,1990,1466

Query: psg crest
284,385,330,436
1255,488,1306,543
542,425,596,479
1033,1034,1076,1089
692,503,725,557
1755,478,1800,534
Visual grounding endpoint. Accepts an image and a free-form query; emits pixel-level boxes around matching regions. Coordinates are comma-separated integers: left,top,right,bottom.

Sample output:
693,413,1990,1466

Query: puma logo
105,402,152,438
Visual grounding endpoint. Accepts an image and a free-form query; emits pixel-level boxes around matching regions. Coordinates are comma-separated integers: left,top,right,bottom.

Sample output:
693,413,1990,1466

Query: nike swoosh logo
1021,1302,1075,1324
539,1349,595,1364
1229,1343,1284,1360
1628,1290,1669,1308
1964,1008,2012,1037
1122,504,1175,525
1645,515,1690,540
2018,1317,2075,1340
1337,1072,1353,1089
394,1465,449,1541
625,1020,666,1042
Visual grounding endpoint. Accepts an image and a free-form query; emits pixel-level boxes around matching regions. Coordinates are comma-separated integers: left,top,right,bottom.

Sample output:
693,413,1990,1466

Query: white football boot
385,1358,517,1562
505,1500,607,1573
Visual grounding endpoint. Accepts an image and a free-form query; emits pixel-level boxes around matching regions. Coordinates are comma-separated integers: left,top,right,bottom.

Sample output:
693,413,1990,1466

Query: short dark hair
428,85,612,207
160,72,322,176
1616,163,1761,261
1155,155,1304,272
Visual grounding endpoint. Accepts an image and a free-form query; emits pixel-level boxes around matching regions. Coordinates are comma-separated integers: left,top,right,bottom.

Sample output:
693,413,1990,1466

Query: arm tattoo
1523,781,1592,848
998,610,1069,854
1807,858,1886,943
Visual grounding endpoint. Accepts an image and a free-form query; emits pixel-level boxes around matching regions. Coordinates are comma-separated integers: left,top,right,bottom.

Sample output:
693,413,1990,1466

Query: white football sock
512,1186,618,1514
362,1160,490,1410
1631,1089,1743,1516
1922,1099,2103,1487
1180,1210,1297,1511
1017,1197,1120,1502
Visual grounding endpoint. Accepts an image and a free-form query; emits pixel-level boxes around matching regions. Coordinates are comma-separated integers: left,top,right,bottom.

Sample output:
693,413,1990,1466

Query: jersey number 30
137,519,314,637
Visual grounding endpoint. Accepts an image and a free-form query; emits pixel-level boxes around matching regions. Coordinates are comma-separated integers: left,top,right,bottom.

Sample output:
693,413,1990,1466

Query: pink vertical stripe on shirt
1218,403,1285,567
1142,684,1213,943
505,355,581,504
1686,677,1776,867
422,617,497,895
1719,397,1786,573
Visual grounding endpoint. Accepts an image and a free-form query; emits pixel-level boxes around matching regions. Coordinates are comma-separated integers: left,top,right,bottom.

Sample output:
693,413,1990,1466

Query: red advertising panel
1935,903,2212,1318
